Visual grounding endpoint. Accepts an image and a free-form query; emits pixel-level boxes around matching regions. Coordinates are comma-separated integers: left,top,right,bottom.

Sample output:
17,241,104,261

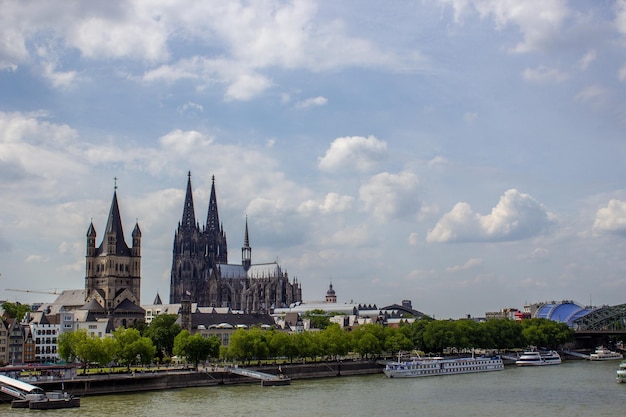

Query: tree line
57,314,574,369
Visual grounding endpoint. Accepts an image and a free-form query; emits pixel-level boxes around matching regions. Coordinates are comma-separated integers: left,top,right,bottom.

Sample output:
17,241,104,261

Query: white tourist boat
383,354,504,378
515,350,562,366
588,346,623,361
616,360,626,383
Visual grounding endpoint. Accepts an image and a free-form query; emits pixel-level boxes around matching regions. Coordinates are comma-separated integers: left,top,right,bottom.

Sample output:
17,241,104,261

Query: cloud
159,129,215,155
0,111,85,191
522,66,568,83
441,0,570,53
318,135,387,173
359,171,420,221
593,199,626,235
0,1,422,98
579,50,596,70
446,258,483,272
295,96,328,109
177,102,204,115
616,0,626,36
427,189,554,242
298,192,354,214
575,85,609,108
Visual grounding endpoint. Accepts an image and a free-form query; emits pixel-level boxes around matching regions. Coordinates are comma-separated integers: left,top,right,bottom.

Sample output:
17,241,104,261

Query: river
2,360,623,416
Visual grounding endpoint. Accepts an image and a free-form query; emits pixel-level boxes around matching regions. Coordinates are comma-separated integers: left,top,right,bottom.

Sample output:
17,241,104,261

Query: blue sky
1,0,626,318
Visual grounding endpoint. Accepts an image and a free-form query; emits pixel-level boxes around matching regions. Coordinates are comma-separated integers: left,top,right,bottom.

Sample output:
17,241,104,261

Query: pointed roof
243,216,250,249
132,222,142,238
181,171,197,229
206,175,220,232
153,292,163,305
98,189,130,255
81,298,105,312
87,222,96,237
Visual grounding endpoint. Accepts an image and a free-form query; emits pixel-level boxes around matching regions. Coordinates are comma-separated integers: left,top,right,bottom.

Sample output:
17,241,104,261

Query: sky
1,0,626,319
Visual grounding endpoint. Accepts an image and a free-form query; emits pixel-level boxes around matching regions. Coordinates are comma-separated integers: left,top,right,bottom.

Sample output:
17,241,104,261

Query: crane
5,289,61,295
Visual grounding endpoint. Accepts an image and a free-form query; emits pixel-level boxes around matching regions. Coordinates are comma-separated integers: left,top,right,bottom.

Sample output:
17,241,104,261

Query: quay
0,360,383,400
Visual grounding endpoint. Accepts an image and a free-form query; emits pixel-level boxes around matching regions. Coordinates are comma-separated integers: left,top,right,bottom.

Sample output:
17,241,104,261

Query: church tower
170,172,207,304
204,175,228,268
85,183,142,318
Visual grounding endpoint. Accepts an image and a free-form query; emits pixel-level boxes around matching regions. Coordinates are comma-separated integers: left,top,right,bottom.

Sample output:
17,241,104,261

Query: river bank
8,360,384,398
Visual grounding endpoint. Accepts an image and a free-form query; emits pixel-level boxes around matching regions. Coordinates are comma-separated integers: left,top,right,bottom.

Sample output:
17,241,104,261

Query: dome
536,301,595,327
326,283,336,295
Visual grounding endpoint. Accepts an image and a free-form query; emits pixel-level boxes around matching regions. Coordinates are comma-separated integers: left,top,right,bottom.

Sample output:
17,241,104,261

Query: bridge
0,374,44,400
572,303,626,348
229,367,290,386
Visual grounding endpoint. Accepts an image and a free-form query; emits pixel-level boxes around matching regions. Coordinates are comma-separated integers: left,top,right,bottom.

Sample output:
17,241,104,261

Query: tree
521,318,574,349
173,330,220,370
144,314,181,360
303,309,331,330
113,327,156,370
58,329,88,363
318,324,350,359
227,329,255,363
1,302,30,321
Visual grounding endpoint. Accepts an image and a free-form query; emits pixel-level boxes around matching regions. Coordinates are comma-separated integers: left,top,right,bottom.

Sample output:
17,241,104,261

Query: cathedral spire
206,175,220,232
181,171,197,229
242,216,251,271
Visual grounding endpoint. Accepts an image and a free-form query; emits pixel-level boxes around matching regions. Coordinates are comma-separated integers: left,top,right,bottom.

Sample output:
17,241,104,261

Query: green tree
113,327,156,370
1,302,31,321
173,330,220,370
227,329,255,363
303,309,331,330
521,318,574,349
318,324,350,359
144,314,181,360
383,327,414,354
58,329,88,363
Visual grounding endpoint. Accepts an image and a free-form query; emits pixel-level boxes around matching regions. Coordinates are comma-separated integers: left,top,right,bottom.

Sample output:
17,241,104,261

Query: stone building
84,186,145,328
169,173,302,312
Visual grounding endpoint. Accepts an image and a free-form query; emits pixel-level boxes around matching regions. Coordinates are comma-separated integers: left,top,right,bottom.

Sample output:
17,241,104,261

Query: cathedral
169,173,302,312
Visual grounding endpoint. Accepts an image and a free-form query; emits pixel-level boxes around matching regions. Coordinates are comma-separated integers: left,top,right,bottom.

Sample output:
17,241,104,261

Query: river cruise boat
589,346,623,361
515,350,561,366
617,360,626,383
383,354,504,378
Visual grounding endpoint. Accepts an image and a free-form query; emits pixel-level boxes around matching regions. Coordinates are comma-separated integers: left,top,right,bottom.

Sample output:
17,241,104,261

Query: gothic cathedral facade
169,173,302,312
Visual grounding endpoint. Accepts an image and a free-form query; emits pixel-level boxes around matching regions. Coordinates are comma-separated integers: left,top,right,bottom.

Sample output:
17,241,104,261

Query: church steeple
181,171,196,229
242,216,251,271
99,185,129,256
204,175,227,265
206,175,220,232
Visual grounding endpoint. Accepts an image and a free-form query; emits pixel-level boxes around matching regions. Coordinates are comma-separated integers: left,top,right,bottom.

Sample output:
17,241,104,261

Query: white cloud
359,171,420,221
593,199,626,235
159,129,215,155
225,73,273,101
616,0,626,36
575,85,609,108
299,192,354,214
296,96,328,109
427,189,554,242
579,49,596,70
0,1,422,97
177,102,204,115
446,258,483,272
522,66,568,83
318,135,387,173
441,0,570,53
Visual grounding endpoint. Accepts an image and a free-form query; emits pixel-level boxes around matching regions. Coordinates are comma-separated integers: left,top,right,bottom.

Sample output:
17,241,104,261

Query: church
169,173,302,312
83,185,146,328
